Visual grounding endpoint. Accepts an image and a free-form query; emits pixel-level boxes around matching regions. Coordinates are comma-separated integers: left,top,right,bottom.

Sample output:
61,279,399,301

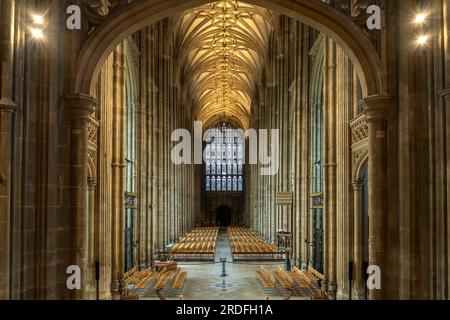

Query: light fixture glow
417,35,428,45
415,13,426,24
33,15,44,25
31,28,43,39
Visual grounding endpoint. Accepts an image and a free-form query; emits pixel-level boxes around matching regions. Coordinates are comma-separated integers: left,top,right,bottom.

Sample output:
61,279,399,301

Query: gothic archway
66,0,390,300
72,0,385,99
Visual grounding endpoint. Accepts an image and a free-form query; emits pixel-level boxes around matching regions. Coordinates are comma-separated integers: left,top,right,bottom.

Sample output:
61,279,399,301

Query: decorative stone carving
350,114,368,146
87,117,99,146
350,114,368,173
87,117,99,174
88,0,119,16
84,0,134,30
352,149,367,166
327,0,382,54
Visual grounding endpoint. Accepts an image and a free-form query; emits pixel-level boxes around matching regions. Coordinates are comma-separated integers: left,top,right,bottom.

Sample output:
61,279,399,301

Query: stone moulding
350,114,369,173
350,114,368,146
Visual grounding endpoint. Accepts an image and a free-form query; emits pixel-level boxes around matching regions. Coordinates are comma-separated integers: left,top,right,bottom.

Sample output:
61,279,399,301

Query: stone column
443,0,450,300
352,179,366,299
86,177,97,299
0,0,17,300
0,103,15,300
65,93,96,300
362,94,391,300
443,87,450,299
325,38,338,300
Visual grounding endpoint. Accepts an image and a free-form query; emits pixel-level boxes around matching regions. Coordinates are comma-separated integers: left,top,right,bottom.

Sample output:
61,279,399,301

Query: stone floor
177,230,309,300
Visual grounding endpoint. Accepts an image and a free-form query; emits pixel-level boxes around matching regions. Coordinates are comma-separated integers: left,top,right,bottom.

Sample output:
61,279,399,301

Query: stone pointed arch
353,149,369,181
73,0,385,99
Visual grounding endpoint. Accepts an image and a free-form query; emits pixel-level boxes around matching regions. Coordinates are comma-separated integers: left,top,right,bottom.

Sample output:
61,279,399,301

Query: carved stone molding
353,149,365,163
352,178,364,190
350,114,369,176
0,98,17,113
361,94,391,122
65,93,97,120
81,0,381,55
350,114,368,146
87,117,100,152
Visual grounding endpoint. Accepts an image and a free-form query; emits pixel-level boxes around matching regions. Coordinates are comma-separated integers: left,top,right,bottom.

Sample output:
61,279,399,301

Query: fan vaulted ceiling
171,0,278,129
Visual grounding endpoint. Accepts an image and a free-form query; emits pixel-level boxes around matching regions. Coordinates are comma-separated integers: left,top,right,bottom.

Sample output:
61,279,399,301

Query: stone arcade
0,0,450,300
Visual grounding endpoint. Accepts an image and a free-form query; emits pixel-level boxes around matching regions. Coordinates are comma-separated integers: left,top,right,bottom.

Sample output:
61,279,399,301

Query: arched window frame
204,123,245,192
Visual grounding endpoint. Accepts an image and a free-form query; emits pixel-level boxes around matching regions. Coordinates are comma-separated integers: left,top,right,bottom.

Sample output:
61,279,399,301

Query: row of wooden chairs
308,267,325,281
292,267,327,299
170,227,218,255
153,268,171,291
228,227,277,254
190,227,219,233
123,266,189,299
256,266,326,299
172,269,187,289
289,269,309,288
182,236,217,242
170,241,216,254
231,242,277,254
273,267,295,289
256,266,276,289
123,267,154,287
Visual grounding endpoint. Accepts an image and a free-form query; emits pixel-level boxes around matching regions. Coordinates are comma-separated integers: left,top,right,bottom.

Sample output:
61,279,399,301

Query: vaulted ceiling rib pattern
171,0,278,129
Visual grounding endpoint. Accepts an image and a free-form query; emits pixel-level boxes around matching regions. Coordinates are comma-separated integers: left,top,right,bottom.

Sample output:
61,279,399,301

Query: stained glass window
204,123,244,192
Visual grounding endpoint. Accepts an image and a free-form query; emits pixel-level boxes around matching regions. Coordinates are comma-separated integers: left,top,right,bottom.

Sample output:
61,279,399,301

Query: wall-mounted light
415,13,426,24
417,35,429,46
29,12,46,41
33,14,44,25
31,27,43,39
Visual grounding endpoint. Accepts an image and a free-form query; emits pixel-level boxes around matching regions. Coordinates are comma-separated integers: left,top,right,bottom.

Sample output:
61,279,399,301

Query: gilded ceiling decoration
171,0,279,129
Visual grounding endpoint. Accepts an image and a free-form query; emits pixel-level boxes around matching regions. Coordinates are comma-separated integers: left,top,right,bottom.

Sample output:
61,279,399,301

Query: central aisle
214,228,233,263
178,229,307,300
180,228,265,299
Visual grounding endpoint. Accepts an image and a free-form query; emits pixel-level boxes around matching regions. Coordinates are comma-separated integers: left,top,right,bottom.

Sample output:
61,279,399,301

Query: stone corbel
65,93,97,120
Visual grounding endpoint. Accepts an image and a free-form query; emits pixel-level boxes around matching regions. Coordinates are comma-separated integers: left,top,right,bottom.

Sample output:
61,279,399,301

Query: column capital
352,178,364,190
65,93,97,120
0,97,17,113
361,94,392,122
87,177,97,188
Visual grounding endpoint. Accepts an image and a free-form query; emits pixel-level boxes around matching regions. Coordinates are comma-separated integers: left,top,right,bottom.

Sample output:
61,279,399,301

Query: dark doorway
216,205,232,227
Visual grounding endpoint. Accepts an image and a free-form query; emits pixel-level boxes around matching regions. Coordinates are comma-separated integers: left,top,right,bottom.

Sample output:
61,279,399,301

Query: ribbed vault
171,0,278,129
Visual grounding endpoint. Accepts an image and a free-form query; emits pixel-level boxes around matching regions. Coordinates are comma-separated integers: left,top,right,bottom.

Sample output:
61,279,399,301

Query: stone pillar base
110,276,121,300
327,281,337,300
351,285,367,300
85,285,97,300
336,288,350,300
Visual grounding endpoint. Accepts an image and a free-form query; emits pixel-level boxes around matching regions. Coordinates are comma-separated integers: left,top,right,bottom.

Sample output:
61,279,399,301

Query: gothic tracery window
204,123,244,192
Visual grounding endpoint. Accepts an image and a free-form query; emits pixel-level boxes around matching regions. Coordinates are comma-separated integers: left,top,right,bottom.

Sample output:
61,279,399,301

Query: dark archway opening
216,205,232,227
